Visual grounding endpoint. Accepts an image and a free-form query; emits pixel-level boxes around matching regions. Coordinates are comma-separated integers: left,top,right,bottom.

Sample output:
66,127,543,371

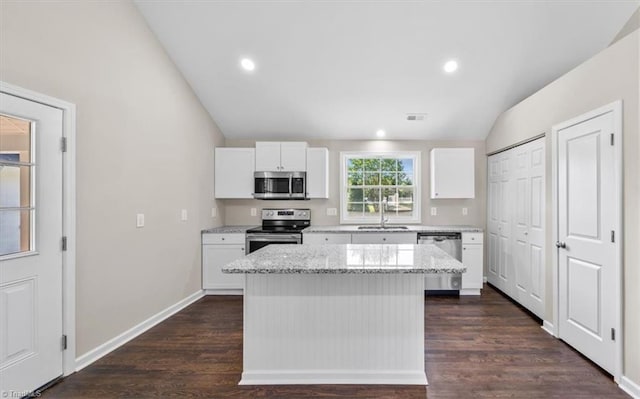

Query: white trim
239,370,428,386
204,288,243,295
339,151,422,224
483,276,487,283
551,100,623,381
75,290,204,371
541,320,556,337
619,376,640,399
459,289,481,296
0,81,77,376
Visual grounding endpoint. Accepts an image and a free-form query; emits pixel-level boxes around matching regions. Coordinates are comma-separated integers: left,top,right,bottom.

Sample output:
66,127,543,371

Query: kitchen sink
357,225,409,230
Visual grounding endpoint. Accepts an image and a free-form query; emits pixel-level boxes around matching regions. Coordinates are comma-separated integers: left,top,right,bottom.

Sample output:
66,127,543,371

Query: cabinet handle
325,238,329,241
241,248,245,251
221,237,225,240
383,238,386,241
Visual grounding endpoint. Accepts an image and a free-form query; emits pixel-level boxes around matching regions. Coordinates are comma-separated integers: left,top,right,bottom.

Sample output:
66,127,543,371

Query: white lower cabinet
303,233,351,244
351,233,416,244
202,233,245,293
461,232,484,295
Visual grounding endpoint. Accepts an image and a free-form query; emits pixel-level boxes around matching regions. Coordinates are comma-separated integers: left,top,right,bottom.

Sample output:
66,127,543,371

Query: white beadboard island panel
241,273,427,385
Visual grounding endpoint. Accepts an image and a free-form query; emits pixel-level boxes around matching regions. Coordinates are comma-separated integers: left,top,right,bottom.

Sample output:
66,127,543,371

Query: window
0,114,35,257
340,151,420,224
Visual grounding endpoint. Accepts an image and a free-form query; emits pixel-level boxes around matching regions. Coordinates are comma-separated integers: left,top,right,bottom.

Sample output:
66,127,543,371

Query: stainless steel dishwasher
418,232,462,292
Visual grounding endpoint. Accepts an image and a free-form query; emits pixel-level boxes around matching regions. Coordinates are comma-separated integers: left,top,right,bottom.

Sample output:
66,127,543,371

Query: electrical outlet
181,209,188,221
251,208,257,217
430,207,437,216
326,208,337,216
462,207,468,216
211,207,217,218
136,213,145,228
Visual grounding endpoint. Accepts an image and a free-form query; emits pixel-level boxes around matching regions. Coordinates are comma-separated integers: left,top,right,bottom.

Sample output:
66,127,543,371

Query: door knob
555,241,567,249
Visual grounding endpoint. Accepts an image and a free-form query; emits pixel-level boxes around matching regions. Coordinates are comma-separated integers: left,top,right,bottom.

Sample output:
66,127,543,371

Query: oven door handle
247,235,300,241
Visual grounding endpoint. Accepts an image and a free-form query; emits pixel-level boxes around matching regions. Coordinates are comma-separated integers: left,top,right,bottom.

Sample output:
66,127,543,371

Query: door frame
551,100,623,381
0,81,77,376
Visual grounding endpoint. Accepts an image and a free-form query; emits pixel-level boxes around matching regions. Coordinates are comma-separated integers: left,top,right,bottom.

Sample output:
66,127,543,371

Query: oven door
245,233,301,255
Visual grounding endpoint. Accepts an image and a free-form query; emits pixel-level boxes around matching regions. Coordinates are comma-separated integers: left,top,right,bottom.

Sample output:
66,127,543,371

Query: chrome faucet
380,198,389,228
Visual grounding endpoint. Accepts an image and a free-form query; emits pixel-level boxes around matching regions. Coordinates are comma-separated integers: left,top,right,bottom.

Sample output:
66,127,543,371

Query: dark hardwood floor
43,285,627,398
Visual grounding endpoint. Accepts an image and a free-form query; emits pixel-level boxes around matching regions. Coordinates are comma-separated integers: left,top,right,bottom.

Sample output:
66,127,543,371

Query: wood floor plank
42,286,627,398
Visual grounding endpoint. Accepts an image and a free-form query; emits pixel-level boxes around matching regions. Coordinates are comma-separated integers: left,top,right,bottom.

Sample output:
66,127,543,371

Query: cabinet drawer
462,232,483,244
202,233,245,245
304,233,351,245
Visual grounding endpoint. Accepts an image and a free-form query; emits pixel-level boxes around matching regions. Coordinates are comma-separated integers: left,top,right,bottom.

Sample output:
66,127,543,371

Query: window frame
340,151,421,224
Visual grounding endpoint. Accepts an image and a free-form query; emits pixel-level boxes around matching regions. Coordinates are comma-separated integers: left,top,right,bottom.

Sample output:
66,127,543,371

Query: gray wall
486,31,639,385
0,1,225,356
224,139,486,230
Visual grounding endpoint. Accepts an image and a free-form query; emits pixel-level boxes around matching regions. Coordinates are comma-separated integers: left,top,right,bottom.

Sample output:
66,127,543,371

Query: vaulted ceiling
135,1,638,141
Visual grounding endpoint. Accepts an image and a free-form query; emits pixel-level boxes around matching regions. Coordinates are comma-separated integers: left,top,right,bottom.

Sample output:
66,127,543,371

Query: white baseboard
483,276,488,283
75,290,204,371
620,375,640,398
204,288,243,295
541,320,555,336
459,288,481,296
239,370,428,385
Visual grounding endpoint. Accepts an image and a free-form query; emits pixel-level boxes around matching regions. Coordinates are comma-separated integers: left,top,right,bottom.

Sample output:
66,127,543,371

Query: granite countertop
303,225,483,233
201,225,257,234
222,243,466,274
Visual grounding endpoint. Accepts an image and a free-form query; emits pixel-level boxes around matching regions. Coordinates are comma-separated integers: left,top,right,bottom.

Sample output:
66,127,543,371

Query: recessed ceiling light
443,60,458,74
240,58,256,72
376,129,386,138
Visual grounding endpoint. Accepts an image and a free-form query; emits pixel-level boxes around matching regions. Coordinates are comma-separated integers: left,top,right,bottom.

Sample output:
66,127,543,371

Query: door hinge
62,335,68,350
611,230,615,243
61,236,67,251
610,133,614,146
611,328,616,341
60,137,67,152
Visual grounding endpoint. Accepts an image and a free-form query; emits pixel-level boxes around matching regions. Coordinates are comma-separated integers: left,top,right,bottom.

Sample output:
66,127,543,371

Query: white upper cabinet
215,147,255,199
306,147,329,198
430,148,475,199
256,141,307,171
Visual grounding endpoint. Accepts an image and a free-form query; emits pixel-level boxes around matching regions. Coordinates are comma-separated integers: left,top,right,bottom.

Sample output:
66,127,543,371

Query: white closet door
512,139,545,318
497,152,513,295
526,139,545,317
487,154,501,286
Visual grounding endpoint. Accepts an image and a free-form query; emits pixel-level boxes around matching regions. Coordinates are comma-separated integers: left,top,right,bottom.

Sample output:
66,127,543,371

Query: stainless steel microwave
253,171,307,200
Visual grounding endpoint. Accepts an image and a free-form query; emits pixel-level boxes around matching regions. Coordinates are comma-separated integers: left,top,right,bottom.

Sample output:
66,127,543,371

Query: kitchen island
222,243,465,386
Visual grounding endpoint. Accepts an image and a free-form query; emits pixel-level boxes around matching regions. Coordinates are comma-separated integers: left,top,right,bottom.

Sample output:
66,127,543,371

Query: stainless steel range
245,208,311,254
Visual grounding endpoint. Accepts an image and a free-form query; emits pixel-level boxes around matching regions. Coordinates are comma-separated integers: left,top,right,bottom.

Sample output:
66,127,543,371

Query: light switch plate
181,209,188,221
251,208,257,217
136,213,145,228
326,208,337,216
462,207,468,216
430,207,437,216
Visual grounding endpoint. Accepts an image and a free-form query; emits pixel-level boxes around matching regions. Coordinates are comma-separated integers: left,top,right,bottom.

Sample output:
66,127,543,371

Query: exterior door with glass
0,92,64,397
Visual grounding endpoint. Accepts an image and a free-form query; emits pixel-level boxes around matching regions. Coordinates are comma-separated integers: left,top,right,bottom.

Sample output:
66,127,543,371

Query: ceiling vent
406,113,427,121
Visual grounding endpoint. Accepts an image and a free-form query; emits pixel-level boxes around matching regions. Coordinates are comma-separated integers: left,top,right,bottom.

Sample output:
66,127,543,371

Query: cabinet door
430,148,475,198
461,244,483,290
255,142,282,171
304,233,351,244
203,245,245,289
351,233,416,244
215,148,255,198
280,142,307,171
306,147,329,198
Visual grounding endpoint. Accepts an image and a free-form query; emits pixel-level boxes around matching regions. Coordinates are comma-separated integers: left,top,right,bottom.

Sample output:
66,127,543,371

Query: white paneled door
556,108,619,375
0,93,64,396
512,138,545,318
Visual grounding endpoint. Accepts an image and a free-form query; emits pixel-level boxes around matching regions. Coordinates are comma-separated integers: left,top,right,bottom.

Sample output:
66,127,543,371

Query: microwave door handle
289,175,293,198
